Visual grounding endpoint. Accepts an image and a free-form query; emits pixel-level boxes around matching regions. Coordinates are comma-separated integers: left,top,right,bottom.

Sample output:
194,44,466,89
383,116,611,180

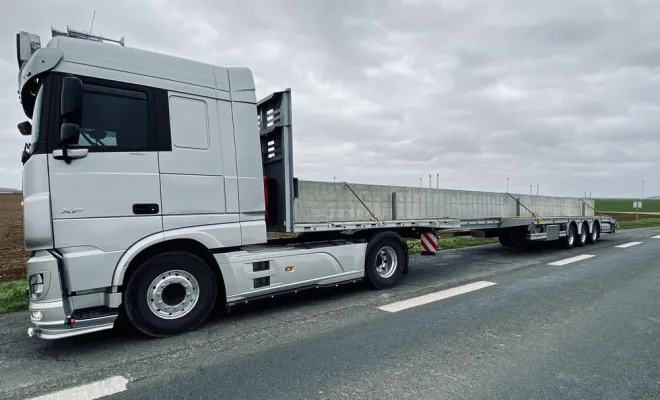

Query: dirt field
0,193,28,282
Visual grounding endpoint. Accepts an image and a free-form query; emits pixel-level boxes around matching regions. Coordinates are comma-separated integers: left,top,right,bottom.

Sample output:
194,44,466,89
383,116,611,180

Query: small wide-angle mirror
17,121,32,136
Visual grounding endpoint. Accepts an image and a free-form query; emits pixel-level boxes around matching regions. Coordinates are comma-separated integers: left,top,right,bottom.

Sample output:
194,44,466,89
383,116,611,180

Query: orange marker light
285,266,294,272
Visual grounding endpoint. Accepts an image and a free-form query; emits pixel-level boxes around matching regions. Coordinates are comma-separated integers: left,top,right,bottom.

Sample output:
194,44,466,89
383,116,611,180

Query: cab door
47,73,166,292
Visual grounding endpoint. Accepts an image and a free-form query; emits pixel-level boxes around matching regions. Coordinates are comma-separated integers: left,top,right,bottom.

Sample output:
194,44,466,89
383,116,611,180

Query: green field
408,236,498,254
0,280,27,314
595,198,660,213
617,218,660,229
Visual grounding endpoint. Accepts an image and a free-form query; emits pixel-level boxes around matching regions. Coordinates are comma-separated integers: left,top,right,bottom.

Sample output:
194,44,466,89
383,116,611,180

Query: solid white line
27,376,129,400
547,254,595,266
615,242,643,248
651,235,660,239
377,281,497,313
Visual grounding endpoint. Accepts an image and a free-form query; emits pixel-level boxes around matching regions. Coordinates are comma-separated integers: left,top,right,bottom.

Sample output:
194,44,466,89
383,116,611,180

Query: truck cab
17,27,305,338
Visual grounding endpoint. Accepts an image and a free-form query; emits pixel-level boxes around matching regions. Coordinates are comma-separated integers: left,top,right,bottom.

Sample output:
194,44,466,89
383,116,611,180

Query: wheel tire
365,233,406,289
563,224,576,249
587,222,599,244
576,223,588,247
499,235,515,247
124,251,218,337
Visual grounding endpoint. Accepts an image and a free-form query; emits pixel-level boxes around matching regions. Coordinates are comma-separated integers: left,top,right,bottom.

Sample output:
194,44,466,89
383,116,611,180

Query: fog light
31,310,44,321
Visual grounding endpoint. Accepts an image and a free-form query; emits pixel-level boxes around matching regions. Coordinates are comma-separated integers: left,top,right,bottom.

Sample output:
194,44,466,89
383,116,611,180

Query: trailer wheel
576,223,588,247
365,232,406,289
563,224,576,249
124,251,217,337
587,222,599,244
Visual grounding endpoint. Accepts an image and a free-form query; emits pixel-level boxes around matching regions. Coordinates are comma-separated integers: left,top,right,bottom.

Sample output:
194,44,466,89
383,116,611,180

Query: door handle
132,203,159,215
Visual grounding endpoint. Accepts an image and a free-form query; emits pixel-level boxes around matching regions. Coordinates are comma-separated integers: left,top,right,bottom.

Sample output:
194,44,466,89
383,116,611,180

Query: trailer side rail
293,218,461,233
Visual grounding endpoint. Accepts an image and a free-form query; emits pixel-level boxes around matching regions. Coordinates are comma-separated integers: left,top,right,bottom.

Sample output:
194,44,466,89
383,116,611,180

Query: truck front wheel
365,232,406,289
124,251,218,337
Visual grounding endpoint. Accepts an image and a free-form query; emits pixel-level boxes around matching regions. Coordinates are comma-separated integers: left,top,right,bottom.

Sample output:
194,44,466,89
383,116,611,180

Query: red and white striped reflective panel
420,232,438,253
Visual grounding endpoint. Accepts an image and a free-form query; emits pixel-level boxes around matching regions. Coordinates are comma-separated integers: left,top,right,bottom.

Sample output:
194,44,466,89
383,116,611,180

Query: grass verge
408,236,499,254
617,218,660,230
0,279,28,314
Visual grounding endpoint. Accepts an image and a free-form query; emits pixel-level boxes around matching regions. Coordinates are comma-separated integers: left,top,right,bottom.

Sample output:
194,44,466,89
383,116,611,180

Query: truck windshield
26,83,44,156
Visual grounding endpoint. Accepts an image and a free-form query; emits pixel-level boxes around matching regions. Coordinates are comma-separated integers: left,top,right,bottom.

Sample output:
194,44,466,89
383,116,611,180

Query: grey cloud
0,0,658,197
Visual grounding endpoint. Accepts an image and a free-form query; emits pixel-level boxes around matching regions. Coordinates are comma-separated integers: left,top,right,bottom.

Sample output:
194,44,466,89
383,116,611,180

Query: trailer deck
291,215,616,234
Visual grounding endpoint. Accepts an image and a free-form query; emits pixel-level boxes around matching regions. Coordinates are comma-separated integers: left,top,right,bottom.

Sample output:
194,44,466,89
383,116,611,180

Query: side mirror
17,121,32,136
61,76,83,122
60,123,80,145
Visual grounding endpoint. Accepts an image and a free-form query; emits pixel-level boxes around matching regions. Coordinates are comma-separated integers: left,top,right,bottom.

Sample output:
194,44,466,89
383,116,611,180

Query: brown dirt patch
0,193,28,282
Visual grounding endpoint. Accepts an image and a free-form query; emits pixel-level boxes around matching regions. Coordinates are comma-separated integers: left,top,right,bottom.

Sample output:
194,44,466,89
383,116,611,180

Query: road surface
2,228,660,399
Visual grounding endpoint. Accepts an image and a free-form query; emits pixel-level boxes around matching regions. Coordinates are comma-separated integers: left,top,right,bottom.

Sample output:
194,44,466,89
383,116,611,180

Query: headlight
29,273,44,299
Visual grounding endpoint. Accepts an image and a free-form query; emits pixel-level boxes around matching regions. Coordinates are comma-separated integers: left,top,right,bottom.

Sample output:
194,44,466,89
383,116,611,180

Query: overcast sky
1,0,659,197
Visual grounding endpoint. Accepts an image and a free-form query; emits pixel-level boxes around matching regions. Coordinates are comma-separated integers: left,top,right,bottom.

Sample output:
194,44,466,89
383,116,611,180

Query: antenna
90,11,96,34
51,25,125,46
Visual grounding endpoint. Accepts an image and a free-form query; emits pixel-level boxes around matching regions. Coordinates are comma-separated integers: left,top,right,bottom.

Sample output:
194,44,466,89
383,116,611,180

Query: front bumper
26,250,116,339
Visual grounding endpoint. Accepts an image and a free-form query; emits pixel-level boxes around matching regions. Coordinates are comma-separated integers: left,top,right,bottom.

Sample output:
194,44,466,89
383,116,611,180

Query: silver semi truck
16,27,616,340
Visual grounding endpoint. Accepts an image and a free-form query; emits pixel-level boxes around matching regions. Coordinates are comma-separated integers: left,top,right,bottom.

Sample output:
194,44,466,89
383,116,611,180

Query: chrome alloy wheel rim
375,246,398,279
147,269,200,320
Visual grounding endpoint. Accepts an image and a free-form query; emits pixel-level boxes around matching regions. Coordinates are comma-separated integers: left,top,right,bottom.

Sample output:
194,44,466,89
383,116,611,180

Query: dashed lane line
377,281,497,313
26,375,129,400
615,242,643,248
547,254,596,266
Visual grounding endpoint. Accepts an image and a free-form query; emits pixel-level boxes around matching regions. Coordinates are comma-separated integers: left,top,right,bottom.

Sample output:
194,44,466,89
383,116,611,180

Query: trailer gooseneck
16,26,615,340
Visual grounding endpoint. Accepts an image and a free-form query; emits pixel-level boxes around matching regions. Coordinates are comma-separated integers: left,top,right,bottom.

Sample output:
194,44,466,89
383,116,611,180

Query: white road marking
27,376,128,400
377,281,497,313
615,242,643,248
547,254,595,266
651,235,660,239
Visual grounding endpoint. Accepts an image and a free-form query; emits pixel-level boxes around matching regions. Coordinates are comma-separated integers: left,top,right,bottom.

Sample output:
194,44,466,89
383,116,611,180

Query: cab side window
72,85,149,150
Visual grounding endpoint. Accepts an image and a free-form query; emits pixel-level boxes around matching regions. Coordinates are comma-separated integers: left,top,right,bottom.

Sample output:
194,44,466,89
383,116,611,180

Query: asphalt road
3,228,660,399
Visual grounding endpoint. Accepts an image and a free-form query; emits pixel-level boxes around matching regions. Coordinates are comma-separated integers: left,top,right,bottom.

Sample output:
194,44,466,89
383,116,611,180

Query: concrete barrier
294,180,595,223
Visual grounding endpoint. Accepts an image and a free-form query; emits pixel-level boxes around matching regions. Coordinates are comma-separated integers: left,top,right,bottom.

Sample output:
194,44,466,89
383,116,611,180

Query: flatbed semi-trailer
16,27,615,340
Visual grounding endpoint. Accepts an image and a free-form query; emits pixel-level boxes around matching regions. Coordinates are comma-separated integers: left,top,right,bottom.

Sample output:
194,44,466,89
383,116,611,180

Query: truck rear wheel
499,234,515,247
587,222,599,244
563,224,576,249
124,251,217,337
365,232,406,289
576,223,588,247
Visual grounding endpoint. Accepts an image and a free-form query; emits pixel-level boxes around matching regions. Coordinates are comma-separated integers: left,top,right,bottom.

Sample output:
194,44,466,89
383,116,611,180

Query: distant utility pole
641,179,645,199
529,185,532,196
638,179,645,220
428,174,431,189
436,173,439,189
419,178,422,188
506,177,509,193
536,184,539,196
